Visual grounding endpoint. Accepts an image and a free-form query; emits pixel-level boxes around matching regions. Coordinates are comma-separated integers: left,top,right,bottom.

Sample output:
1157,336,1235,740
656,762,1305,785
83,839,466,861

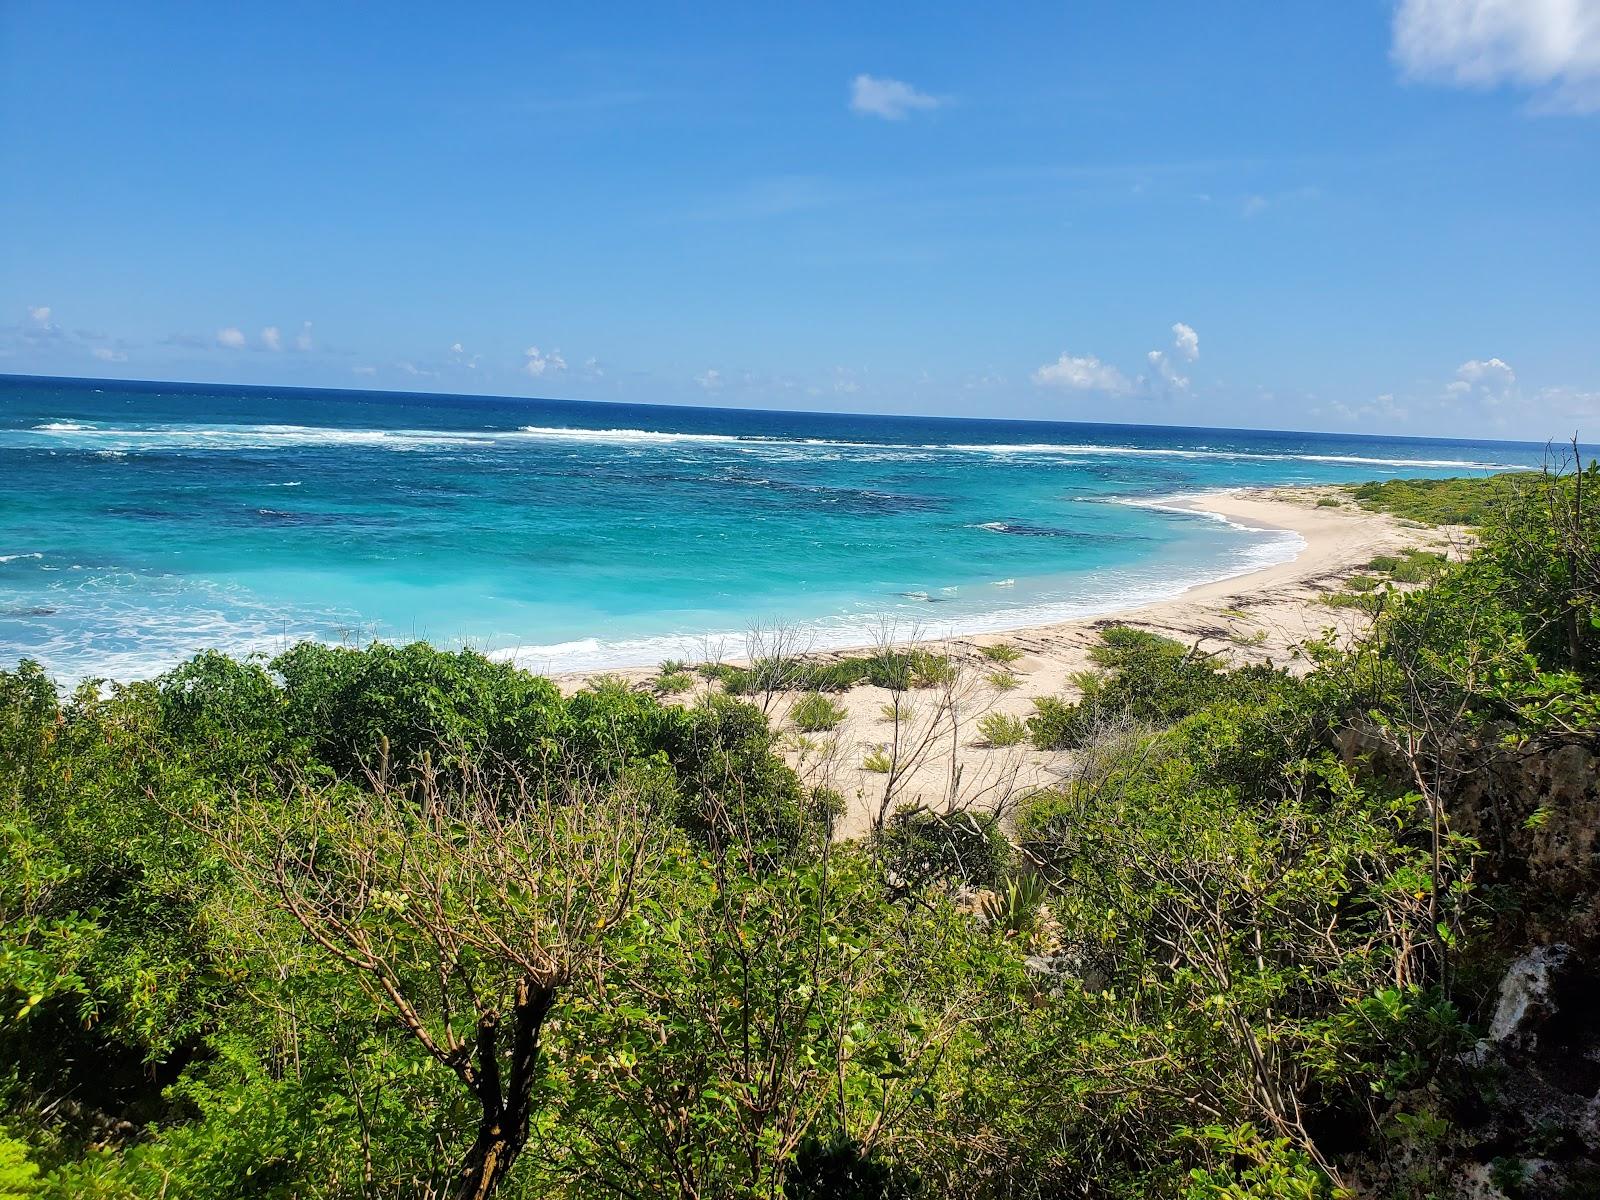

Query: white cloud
695,368,723,391
450,342,464,354
1330,392,1411,427
849,74,941,120
1454,355,1517,400
1036,322,1200,398
1171,322,1199,362
1145,323,1200,391
216,327,246,349
261,325,282,352
294,322,314,352
20,305,62,341
1242,194,1269,217
523,346,567,377
1031,352,1132,394
1393,0,1600,113
91,346,128,363
1146,350,1189,391
353,365,378,376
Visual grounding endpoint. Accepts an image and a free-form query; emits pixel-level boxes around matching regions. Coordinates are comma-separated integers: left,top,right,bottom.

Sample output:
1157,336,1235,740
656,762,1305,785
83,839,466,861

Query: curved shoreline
538,485,1415,686
549,485,1458,838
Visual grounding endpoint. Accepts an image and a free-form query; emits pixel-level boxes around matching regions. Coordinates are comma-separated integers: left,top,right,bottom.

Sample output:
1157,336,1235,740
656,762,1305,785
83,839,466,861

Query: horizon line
0,369,1581,453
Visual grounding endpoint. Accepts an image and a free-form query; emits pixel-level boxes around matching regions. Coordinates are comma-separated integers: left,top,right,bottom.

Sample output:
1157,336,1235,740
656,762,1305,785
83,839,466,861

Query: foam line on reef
11,420,1523,470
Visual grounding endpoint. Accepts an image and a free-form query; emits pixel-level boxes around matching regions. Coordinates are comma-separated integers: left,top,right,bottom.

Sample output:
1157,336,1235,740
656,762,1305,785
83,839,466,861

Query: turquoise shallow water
0,375,1555,682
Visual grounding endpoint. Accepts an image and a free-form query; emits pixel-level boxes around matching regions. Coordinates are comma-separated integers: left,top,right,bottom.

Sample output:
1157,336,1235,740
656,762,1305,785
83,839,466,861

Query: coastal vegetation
3,466,1598,1197
1342,472,1544,526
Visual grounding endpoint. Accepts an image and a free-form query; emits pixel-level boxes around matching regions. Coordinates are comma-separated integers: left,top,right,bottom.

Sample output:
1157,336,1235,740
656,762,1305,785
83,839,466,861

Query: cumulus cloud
849,74,941,120
91,346,128,363
523,346,567,377
1036,322,1200,398
216,327,246,349
1146,349,1189,391
261,325,282,352
450,342,464,354
294,322,314,352
18,305,62,342
1171,322,1200,362
695,368,723,391
1451,355,1518,401
353,365,378,376
1393,0,1600,112
1145,323,1201,391
1031,353,1132,394
1329,392,1411,427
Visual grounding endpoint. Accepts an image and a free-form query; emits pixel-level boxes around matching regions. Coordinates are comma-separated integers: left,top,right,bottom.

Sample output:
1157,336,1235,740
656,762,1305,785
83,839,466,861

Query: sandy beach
557,486,1463,838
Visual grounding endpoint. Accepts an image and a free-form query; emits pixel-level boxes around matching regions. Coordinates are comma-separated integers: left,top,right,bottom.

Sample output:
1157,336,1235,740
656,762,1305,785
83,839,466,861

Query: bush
655,670,695,695
976,711,1027,747
875,808,1009,891
862,746,893,772
1346,473,1544,526
986,670,1019,691
1027,628,1297,750
791,692,848,732
1367,549,1448,584
268,641,567,777
980,643,1023,665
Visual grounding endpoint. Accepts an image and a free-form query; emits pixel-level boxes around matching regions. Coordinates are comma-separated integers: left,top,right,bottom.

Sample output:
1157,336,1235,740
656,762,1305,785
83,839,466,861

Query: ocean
0,374,1558,684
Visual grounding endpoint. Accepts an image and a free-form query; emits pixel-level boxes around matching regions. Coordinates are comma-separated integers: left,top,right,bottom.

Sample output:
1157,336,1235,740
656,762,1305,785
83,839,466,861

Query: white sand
556,487,1463,838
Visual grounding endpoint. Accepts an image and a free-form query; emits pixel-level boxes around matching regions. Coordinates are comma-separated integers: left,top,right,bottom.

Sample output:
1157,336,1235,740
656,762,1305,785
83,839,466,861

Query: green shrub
1345,472,1544,526
654,670,695,695
268,640,566,777
875,808,1009,891
1027,627,1296,750
1316,496,1341,508
790,691,848,732
976,711,1027,747
986,670,1019,692
980,643,1023,665
864,650,955,690
1321,589,1381,612
862,745,893,772
1367,549,1448,584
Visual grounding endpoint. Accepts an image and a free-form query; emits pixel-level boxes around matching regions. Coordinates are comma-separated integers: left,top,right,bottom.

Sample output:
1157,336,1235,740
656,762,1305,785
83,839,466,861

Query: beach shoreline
550,484,1461,837
549,484,1446,690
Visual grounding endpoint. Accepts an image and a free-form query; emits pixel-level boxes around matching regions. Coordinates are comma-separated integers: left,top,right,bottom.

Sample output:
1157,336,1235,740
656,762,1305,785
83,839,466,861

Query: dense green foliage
3,463,1596,1197
707,649,956,697
1344,472,1543,526
1026,626,1293,751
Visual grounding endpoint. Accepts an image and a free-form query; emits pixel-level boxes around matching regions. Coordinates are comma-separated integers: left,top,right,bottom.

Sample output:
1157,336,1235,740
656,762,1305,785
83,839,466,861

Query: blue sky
2,1,1597,438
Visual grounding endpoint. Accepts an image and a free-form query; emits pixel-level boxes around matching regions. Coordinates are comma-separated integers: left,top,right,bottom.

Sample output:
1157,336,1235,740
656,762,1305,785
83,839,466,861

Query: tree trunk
452,979,557,1200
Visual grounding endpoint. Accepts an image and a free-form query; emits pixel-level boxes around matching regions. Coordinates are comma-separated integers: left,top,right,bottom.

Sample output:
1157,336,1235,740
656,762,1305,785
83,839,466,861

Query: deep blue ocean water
0,375,1561,683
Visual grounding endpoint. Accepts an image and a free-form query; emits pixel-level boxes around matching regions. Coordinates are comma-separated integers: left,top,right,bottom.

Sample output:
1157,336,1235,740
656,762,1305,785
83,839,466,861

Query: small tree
208,752,669,1200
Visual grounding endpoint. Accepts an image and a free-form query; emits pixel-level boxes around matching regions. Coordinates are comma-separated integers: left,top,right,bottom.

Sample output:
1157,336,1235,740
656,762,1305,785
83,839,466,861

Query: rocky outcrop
1446,945,1600,1198
1332,725,1600,1197
1336,726,1600,952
